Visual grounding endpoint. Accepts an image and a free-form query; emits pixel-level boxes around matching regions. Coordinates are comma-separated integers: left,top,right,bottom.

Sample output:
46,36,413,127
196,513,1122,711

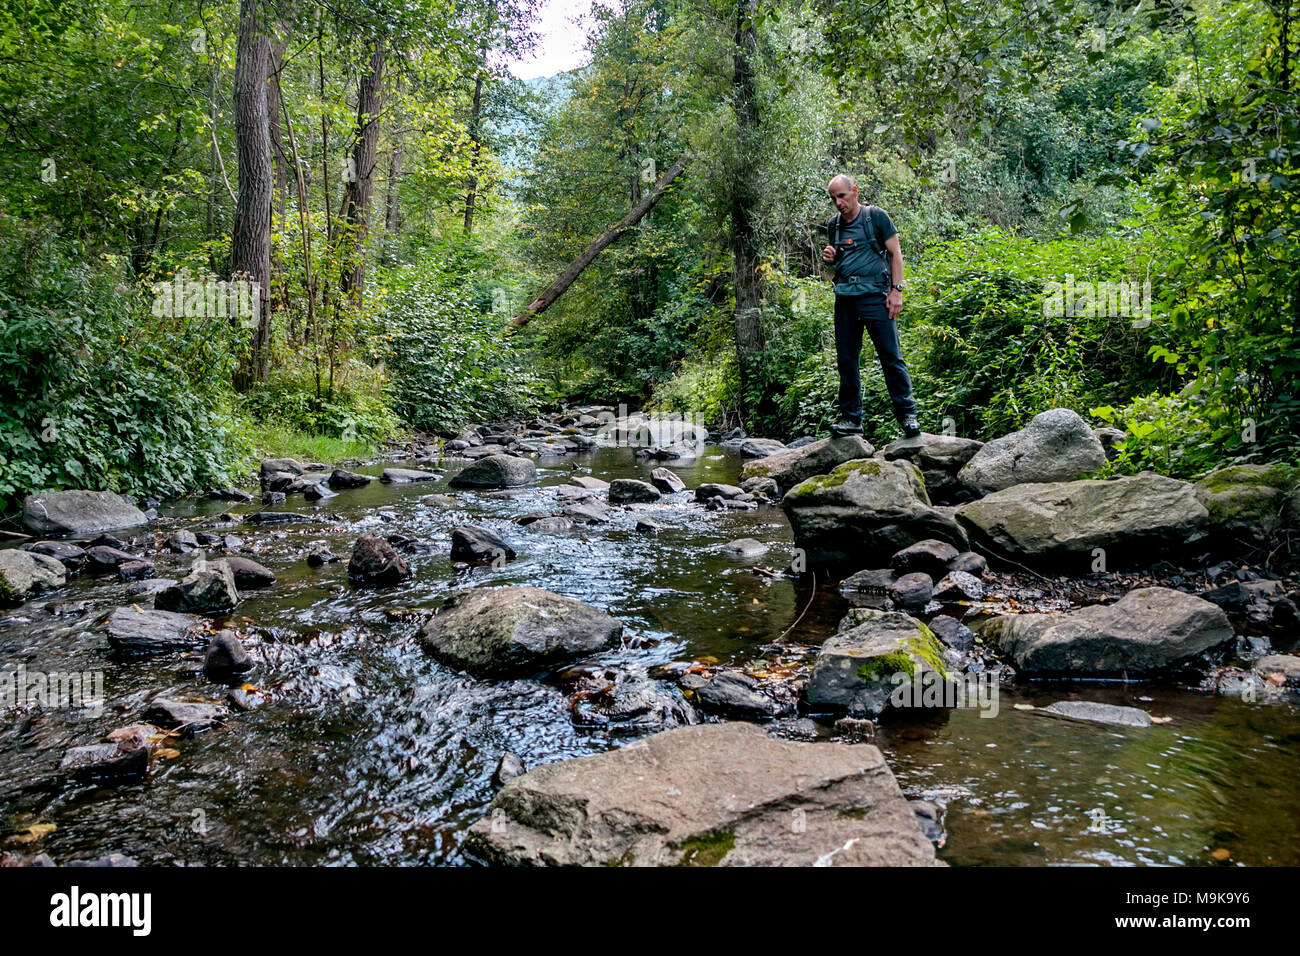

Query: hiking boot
829,418,863,436
901,414,921,438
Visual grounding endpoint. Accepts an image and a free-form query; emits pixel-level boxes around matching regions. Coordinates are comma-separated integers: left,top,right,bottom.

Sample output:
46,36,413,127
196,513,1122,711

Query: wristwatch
891,283,905,292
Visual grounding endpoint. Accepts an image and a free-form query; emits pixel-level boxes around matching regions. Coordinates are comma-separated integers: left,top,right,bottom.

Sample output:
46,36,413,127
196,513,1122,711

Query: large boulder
21,490,148,536
977,586,1233,675
740,435,874,493
880,433,985,503
464,722,936,866
0,549,66,604
608,478,661,504
450,525,516,564
418,586,622,677
154,559,240,615
328,468,374,489
448,454,537,489
260,458,305,480
739,438,787,459
782,459,968,567
222,555,276,589
347,533,412,587
1194,464,1295,543
956,472,1207,567
956,409,1106,493
805,609,949,718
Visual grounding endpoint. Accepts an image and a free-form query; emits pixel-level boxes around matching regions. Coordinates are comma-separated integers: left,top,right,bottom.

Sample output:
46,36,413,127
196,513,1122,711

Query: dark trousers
834,293,917,422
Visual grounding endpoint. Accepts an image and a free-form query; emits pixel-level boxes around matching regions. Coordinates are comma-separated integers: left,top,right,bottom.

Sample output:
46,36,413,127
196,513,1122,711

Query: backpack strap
861,205,887,259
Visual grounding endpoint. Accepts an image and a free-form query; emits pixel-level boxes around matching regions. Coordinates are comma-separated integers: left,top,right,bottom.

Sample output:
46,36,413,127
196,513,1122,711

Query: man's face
828,182,857,215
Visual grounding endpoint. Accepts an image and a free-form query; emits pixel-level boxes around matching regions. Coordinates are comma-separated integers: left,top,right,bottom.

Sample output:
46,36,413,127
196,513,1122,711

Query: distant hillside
492,71,576,188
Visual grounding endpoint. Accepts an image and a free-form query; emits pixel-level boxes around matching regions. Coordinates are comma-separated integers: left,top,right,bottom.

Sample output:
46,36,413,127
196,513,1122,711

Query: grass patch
243,423,389,470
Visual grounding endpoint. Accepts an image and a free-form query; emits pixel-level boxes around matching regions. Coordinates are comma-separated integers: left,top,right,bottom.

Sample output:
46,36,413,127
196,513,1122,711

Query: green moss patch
674,829,736,866
788,458,886,497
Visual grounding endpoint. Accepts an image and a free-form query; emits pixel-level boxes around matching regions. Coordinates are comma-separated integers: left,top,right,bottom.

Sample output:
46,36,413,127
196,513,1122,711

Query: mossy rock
807,610,949,717
1194,463,1297,540
785,458,892,498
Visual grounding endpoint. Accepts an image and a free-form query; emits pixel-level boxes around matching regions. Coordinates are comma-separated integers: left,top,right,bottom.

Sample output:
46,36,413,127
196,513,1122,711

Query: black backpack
826,204,888,259
825,205,891,290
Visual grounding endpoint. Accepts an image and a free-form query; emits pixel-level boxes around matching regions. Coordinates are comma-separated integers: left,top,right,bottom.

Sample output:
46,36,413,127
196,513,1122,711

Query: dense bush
378,264,548,433
0,220,244,515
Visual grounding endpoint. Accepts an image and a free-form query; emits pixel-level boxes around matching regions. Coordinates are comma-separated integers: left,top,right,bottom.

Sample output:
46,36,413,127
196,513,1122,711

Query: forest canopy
0,0,1296,513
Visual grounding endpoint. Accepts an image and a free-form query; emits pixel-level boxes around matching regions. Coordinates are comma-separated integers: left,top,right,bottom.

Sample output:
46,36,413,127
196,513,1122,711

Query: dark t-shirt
830,204,896,296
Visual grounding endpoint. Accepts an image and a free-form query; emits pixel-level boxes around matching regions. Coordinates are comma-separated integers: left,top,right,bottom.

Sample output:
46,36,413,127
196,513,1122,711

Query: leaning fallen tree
508,153,691,329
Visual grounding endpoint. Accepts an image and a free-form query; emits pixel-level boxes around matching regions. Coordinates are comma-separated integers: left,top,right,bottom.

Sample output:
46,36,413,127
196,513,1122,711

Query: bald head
827,175,860,218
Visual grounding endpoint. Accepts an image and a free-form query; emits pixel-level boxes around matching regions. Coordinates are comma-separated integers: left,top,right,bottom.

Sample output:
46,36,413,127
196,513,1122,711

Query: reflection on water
1,445,1296,865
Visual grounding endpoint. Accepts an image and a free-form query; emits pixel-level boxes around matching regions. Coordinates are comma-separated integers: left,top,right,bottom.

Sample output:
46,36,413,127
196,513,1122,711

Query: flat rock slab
22,490,148,536
105,606,207,654
465,722,936,866
141,698,230,737
381,468,440,483
1038,700,1152,728
59,743,148,783
246,512,313,524
956,472,1206,566
979,586,1233,675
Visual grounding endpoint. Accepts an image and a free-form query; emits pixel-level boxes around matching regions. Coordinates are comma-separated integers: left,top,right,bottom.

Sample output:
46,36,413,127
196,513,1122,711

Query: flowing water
2,445,1297,866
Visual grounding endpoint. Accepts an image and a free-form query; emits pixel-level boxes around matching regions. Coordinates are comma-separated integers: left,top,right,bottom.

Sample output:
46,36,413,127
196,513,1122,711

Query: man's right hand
822,244,836,263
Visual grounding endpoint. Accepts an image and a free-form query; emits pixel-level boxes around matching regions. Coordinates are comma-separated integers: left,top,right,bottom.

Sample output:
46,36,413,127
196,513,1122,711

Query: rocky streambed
1,408,1298,866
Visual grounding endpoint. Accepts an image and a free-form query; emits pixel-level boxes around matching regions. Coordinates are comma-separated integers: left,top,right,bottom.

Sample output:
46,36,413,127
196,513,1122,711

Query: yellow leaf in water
14,824,56,843
1211,848,1231,862
1150,715,1173,724
1013,703,1036,711
241,684,258,693
154,747,181,760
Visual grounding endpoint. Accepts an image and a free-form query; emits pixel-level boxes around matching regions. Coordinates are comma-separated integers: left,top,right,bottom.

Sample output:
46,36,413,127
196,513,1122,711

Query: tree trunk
463,71,484,234
268,36,289,313
730,0,765,421
510,152,690,328
231,0,274,388
339,39,386,306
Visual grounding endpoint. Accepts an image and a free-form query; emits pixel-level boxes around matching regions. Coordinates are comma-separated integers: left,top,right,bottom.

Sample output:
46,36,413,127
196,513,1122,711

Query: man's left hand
887,289,902,320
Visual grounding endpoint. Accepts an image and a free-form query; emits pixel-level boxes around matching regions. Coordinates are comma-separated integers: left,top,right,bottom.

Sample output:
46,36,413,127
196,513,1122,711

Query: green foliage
377,256,548,433
906,229,1173,439
0,219,244,514
1123,0,1300,463
1090,392,1226,478
237,364,402,446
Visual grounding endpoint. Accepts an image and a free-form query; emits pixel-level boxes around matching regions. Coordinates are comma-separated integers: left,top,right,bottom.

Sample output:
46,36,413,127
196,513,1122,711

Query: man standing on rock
822,175,920,439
